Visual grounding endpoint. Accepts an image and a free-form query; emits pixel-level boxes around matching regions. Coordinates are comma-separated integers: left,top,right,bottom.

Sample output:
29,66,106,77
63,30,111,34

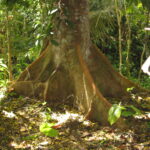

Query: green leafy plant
39,122,59,137
108,103,125,125
121,105,141,117
108,103,142,125
43,107,52,121
39,108,58,137
44,112,51,121
6,91,17,97
126,87,135,92
0,60,9,87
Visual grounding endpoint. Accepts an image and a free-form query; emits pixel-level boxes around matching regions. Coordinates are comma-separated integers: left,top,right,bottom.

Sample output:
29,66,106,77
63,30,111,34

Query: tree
10,0,145,127
6,8,13,81
114,0,123,74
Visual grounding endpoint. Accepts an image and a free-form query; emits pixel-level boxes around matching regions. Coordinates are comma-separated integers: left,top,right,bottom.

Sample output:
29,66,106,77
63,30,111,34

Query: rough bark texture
9,0,144,127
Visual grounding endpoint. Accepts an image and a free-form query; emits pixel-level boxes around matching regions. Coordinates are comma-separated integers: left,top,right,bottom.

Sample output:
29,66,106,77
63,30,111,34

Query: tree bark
6,9,13,81
124,0,131,77
9,0,146,127
114,0,122,74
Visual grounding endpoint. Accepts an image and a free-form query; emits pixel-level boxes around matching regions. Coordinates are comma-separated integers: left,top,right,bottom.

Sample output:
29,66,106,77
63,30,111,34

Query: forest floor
0,90,150,150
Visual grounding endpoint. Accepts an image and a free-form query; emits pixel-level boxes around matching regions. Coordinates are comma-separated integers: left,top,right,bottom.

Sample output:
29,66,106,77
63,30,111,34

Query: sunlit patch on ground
2,110,16,118
51,111,84,124
0,96,150,150
0,87,6,100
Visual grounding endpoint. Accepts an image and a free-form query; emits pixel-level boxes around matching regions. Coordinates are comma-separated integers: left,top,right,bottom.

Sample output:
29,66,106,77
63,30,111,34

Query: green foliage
108,104,125,125
43,108,52,122
139,76,150,89
0,0,149,91
0,59,8,87
129,76,150,89
0,0,29,10
141,0,150,10
39,122,59,137
6,91,17,97
0,0,58,81
39,107,58,137
108,104,142,125
126,0,139,5
121,105,141,117
126,87,135,92
22,134,38,141
89,0,115,45
92,0,150,90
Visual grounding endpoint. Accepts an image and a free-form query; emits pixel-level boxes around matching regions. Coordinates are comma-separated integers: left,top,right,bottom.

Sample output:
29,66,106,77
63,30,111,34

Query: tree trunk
10,0,144,127
124,0,131,77
114,0,122,74
6,9,13,81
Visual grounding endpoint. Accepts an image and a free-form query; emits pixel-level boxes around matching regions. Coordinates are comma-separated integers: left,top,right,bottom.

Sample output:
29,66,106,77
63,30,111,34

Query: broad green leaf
108,104,125,125
39,122,58,137
45,128,59,137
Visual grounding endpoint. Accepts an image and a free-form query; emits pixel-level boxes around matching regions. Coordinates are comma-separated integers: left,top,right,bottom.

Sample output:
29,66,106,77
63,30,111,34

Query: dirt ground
0,93,150,150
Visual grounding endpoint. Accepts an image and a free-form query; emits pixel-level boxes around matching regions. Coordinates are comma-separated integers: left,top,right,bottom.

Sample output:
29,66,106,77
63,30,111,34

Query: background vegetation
0,0,149,89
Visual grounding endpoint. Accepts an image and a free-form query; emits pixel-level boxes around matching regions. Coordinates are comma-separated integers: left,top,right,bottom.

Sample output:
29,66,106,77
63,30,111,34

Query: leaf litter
0,94,149,150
